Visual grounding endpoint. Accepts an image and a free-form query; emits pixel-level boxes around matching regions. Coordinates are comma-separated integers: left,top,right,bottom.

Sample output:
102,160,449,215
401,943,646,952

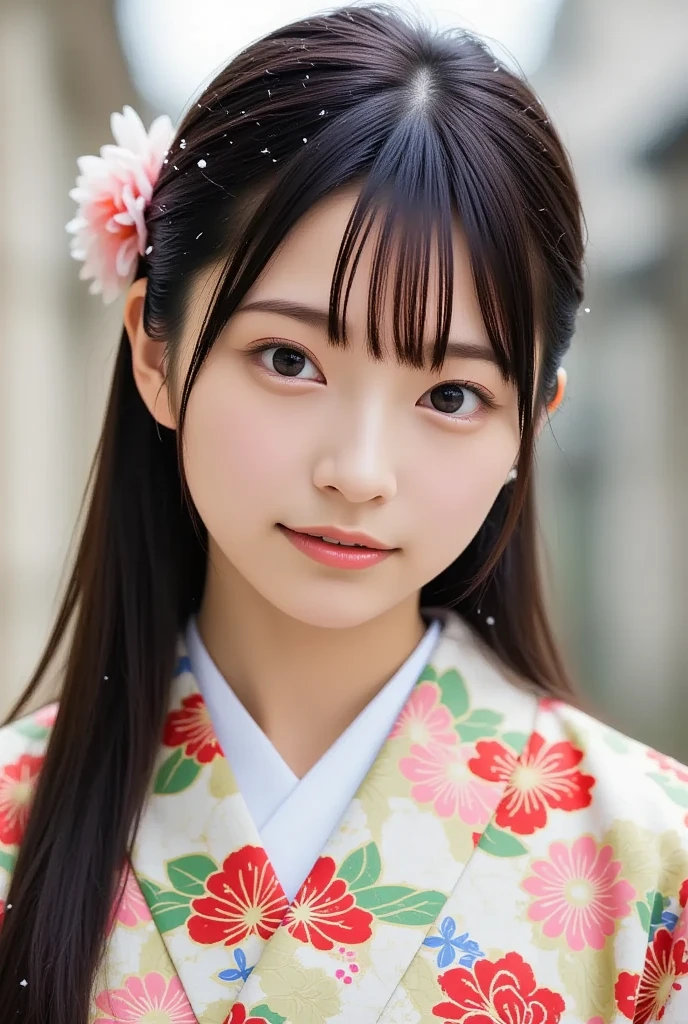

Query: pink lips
278,525,396,570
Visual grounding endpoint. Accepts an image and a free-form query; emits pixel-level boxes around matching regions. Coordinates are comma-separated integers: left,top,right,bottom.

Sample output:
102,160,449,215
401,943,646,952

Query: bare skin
125,186,565,777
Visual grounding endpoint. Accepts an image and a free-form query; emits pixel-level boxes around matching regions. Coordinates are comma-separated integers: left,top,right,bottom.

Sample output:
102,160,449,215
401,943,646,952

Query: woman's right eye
257,345,322,380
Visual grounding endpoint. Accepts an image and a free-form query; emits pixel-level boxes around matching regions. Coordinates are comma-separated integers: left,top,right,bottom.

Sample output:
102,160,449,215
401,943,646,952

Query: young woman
0,4,686,1022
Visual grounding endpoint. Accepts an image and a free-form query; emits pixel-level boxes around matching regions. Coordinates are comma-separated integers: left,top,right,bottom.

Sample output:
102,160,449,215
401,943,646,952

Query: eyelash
247,341,497,422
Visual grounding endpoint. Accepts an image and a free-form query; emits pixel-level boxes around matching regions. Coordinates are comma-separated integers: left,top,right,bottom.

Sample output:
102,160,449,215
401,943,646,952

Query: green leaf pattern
648,771,688,809
139,852,218,933
154,748,202,795
478,822,528,858
338,842,447,927
250,1006,287,1024
336,843,382,891
434,666,504,741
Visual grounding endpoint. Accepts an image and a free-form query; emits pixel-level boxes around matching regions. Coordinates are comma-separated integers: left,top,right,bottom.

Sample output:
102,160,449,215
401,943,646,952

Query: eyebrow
235,298,499,365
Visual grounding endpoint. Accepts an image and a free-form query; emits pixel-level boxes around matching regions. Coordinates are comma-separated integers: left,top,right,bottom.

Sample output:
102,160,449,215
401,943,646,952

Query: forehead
245,185,491,350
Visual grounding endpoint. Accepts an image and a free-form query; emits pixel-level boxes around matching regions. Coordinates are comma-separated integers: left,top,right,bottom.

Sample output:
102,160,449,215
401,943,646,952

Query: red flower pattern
615,974,640,1022
468,733,595,835
188,845,288,946
538,698,565,712
432,950,565,1023
284,856,373,951
223,1006,268,1024
675,881,688,945
0,753,44,845
615,928,688,1022
163,693,223,763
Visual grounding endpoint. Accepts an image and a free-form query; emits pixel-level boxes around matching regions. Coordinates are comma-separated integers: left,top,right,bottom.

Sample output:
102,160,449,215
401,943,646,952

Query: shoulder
535,695,688,869
533,700,688,1021
0,703,58,907
440,608,688,836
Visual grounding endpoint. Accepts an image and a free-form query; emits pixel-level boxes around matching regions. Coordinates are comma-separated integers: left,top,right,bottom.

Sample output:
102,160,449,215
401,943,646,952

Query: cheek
407,425,517,555
180,371,297,526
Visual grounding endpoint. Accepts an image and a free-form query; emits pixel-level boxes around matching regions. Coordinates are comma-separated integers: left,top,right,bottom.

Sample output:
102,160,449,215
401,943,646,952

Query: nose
312,403,397,504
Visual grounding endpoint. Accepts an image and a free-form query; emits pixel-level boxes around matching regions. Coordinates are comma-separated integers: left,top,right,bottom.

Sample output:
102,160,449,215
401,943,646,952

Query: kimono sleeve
661,975,688,1024
656,903,688,1024
625,875,688,1023
0,703,56,913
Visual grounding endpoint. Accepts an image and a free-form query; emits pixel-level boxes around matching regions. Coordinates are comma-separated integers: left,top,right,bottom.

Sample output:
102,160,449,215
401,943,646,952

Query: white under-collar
185,614,441,900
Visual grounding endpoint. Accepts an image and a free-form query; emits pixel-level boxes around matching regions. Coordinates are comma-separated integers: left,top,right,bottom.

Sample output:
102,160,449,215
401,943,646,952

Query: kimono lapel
130,642,291,1023
232,609,540,1023
130,612,540,1024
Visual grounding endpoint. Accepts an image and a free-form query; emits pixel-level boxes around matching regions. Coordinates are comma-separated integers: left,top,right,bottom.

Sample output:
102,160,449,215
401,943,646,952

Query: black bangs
179,90,535,437
326,107,455,371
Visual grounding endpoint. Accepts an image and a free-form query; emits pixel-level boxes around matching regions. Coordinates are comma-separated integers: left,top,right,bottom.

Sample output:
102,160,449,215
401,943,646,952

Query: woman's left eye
418,382,492,420
255,344,322,380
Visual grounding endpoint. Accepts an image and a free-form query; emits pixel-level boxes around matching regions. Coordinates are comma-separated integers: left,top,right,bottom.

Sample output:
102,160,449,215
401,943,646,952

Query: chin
267,587,393,631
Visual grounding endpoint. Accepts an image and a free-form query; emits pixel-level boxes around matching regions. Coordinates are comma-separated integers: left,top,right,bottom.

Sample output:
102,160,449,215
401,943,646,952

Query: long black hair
0,4,585,1020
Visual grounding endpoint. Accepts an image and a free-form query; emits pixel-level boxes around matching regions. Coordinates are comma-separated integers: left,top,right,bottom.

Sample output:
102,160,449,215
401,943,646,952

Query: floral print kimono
1,610,687,1023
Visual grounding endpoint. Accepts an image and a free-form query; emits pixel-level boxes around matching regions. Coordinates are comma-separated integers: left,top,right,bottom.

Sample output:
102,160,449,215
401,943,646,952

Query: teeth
319,535,366,548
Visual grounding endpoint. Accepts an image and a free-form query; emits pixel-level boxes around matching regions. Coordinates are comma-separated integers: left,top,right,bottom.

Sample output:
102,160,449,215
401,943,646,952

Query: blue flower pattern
219,947,254,983
650,909,680,940
423,916,485,969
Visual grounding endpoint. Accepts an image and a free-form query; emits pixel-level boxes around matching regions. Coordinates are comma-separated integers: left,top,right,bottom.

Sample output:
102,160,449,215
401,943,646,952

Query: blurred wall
0,0,686,759
0,0,140,706
533,0,688,759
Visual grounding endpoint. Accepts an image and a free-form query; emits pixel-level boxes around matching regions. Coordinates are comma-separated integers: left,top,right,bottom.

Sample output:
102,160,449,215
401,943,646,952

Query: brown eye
258,345,320,379
417,381,490,420
431,384,463,413
430,384,477,416
271,347,305,376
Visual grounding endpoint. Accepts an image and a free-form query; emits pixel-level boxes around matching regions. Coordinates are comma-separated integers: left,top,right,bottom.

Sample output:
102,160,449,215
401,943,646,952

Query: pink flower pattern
33,703,58,729
93,971,196,1023
107,864,153,934
400,741,503,823
391,682,457,747
648,749,688,784
523,836,636,950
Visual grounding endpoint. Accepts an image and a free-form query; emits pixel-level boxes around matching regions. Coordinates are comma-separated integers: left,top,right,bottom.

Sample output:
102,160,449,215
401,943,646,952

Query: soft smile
277,524,397,570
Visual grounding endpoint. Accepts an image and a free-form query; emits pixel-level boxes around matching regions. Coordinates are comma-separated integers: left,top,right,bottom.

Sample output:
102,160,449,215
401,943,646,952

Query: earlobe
548,367,567,416
123,278,177,430
536,367,567,437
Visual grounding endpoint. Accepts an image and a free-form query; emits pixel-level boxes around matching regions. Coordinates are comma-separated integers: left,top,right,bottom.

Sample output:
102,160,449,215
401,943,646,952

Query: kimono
1,608,687,1024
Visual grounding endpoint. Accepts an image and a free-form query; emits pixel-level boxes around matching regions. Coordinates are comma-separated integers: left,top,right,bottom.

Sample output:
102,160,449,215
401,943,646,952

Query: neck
196,545,426,777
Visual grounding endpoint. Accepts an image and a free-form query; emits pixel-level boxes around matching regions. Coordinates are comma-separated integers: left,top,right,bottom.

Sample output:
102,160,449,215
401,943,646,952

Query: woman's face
142,187,524,628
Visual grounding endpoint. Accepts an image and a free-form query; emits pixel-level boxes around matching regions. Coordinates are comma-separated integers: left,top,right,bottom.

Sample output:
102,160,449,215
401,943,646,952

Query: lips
278,525,395,570
282,525,394,551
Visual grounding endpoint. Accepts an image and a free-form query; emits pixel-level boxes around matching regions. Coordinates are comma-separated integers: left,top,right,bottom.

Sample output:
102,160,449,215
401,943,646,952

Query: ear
536,367,567,436
123,277,177,430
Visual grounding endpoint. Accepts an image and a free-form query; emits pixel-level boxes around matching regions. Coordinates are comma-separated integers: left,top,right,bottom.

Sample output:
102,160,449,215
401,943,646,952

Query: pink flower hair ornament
66,105,176,304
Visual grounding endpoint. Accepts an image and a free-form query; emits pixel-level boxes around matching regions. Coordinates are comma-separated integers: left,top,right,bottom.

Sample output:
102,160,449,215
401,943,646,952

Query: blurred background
0,0,686,759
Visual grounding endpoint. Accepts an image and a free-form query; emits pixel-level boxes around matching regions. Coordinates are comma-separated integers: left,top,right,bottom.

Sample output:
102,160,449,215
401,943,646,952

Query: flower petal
66,105,175,303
